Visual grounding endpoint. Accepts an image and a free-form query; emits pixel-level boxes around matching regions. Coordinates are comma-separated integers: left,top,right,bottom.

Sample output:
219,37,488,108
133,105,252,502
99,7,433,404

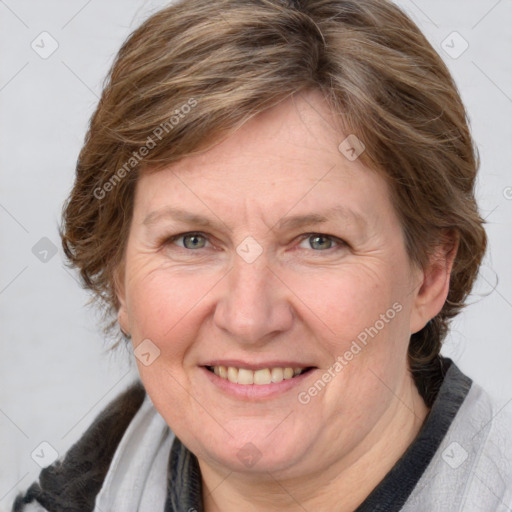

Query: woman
13,0,512,510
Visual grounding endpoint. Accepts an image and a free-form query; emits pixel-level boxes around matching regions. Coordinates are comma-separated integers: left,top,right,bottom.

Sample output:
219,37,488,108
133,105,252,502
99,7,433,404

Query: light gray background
1,0,511,509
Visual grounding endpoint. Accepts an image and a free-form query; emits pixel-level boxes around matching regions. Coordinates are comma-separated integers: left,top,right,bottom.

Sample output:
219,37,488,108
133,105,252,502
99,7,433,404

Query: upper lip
202,360,316,370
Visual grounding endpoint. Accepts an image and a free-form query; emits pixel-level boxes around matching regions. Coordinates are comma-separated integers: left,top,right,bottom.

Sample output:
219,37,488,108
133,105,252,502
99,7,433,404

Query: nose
213,257,294,345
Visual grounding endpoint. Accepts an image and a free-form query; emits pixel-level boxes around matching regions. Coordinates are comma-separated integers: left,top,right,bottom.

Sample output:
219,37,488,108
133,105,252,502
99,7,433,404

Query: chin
194,423,310,475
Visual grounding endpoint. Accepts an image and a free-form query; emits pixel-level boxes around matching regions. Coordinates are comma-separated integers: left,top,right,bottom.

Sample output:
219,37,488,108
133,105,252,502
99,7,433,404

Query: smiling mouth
205,365,315,385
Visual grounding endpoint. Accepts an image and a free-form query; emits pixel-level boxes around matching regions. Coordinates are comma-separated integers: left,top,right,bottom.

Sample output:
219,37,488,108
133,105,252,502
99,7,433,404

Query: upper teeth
211,366,305,385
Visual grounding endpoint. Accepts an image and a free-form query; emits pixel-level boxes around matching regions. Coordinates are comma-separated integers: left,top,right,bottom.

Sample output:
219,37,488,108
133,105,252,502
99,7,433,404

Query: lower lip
200,366,315,400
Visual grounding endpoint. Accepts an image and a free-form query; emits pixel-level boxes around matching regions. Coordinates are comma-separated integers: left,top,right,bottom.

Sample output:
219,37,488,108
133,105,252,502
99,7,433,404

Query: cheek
124,266,216,414
289,266,401,346
288,263,413,410
124,263,216,351
293,269,412,424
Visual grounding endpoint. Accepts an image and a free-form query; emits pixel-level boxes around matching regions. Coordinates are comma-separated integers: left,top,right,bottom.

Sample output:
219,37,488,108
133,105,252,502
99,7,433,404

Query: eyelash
161,231,346,252
163,232,212,250
297,233,346,251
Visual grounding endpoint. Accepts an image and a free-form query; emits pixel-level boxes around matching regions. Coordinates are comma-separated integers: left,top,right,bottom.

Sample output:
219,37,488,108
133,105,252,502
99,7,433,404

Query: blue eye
175,233,208,249
299,234,341,250
164,232,343,253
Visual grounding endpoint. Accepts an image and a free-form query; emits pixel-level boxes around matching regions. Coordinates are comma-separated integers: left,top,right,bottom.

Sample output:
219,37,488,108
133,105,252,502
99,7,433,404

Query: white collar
93,395,174,512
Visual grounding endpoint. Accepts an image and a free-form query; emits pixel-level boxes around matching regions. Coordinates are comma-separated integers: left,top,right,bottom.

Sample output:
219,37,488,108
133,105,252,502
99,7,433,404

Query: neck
200,375,429,512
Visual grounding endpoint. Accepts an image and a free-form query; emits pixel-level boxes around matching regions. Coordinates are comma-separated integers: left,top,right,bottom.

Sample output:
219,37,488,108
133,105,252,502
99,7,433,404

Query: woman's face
117,90,434,479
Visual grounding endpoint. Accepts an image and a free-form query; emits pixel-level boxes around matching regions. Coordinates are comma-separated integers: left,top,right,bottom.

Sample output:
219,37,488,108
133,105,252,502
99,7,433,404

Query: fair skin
116,90,455,511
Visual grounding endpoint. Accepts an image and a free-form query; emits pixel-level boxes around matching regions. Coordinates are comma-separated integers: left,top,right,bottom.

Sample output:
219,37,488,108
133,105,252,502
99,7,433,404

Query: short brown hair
61,0,486,404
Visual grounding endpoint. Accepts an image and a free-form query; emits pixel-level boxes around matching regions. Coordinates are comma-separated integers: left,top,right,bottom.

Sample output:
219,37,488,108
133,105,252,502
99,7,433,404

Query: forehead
134,90,396,230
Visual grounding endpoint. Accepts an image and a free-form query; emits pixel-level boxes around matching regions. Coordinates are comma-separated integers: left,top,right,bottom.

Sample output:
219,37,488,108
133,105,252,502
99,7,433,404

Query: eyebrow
275,206,368,232
142,205,368,232
143,207,217,228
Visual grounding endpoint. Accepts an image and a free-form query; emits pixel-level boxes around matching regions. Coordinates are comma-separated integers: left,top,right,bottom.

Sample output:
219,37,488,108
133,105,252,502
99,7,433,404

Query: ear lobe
410,231,459,334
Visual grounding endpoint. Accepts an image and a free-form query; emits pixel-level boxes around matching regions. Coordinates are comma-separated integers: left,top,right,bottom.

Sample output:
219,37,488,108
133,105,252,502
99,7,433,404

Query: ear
409,230,459,334
113,262,130,336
